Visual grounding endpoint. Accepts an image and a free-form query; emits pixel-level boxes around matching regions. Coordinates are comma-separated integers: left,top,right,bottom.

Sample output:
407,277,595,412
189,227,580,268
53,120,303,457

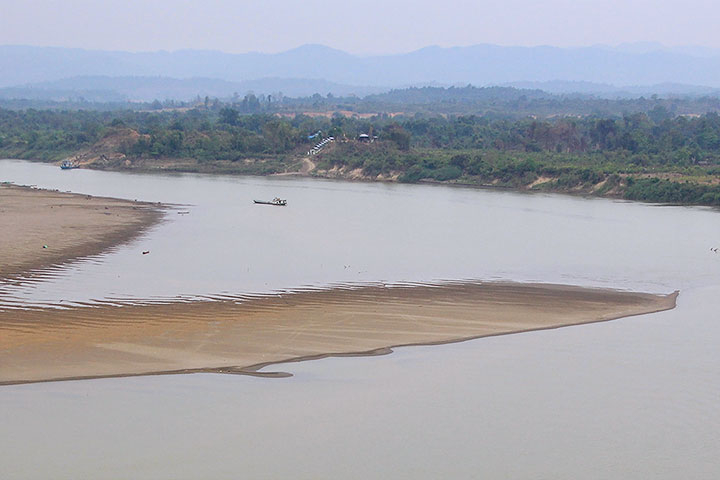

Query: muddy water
1,159,718,307
1,159,720,479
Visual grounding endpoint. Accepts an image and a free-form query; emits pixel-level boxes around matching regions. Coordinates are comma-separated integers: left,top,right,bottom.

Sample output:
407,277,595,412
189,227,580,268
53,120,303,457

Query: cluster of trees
360,86,720,117
4,104,720,162
3,102,720,205
396,110,720,161
270,85,720,119
5,84,720,119
0,108,107,157
625,177,720,205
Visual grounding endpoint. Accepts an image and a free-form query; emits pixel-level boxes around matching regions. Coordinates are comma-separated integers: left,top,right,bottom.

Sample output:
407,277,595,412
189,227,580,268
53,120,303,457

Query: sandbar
0,184,163,278
0,282,677,385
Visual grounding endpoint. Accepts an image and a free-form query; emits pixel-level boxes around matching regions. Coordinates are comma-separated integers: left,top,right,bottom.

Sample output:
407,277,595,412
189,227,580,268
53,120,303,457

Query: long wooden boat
254,198,287,206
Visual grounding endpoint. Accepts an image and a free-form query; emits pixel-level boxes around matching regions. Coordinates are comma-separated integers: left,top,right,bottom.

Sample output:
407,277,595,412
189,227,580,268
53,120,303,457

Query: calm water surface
1,159,719,479
1,159,718,306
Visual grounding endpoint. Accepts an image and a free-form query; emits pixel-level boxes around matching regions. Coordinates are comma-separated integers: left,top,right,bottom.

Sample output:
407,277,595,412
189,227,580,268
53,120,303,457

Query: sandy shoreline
0,282,677,385
0,184,164,279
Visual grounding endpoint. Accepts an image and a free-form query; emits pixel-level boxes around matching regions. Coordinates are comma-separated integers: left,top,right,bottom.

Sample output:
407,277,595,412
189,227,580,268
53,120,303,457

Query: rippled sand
0,282,677,385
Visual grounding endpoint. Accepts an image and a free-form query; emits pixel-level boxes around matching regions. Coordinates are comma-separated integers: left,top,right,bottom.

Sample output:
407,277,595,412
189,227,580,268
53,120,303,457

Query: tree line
2,105,720,205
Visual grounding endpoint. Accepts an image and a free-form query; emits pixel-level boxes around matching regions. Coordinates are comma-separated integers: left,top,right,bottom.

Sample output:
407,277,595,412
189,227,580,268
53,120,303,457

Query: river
1,159,719,479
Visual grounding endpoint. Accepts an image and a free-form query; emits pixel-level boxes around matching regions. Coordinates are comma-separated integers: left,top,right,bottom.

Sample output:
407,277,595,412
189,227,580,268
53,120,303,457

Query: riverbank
38,146,720,208
0,184,165,278
0,282,677,385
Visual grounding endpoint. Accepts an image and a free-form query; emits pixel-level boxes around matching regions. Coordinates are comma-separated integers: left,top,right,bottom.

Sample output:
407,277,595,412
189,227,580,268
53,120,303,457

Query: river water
1,159,719,479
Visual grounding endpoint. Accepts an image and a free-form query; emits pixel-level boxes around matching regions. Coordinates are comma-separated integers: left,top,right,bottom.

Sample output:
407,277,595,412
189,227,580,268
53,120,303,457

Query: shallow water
1,159,720,479
1,159,719,308
2,288,718,480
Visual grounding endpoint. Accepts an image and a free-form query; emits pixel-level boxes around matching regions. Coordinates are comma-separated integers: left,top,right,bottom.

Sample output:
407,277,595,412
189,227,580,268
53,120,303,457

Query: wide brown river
1,159,719,478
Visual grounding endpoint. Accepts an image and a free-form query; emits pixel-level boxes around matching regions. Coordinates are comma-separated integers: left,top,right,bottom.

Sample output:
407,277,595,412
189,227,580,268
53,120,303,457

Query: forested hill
5,84,720,120
3,105,720,206
332,86,720,117
365,86,552,103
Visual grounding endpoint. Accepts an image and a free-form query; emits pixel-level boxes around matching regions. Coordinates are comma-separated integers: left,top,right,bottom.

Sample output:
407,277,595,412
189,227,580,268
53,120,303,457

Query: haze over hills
2,43,720,101
0,76,387,102
502,80,720,98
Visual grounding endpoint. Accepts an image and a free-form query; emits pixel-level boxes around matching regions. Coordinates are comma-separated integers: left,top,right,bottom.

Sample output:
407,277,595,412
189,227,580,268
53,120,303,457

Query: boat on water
60,160,79,170
254,197,287,206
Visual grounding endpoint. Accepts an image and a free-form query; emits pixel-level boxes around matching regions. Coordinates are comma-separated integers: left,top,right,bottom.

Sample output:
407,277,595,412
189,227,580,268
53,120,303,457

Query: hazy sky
2,0,719,54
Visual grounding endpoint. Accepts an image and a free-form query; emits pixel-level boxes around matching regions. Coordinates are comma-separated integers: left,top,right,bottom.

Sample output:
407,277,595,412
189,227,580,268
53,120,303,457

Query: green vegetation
2,88,720,206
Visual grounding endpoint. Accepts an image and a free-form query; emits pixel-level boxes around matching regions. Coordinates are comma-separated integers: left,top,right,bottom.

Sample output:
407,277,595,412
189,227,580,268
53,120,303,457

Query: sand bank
0,184,164,278
0,282,677,385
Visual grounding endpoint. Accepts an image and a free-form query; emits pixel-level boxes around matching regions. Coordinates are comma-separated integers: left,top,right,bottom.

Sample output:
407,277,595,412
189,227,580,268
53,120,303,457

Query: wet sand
0,283,677,385
0,184,163,278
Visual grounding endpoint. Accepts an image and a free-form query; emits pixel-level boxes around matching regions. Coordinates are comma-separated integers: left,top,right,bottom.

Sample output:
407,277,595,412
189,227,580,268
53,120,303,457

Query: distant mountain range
2,43,720,101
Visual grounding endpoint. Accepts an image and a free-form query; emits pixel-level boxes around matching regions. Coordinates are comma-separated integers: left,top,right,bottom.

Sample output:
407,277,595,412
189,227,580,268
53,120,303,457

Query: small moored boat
254,197,287,206
60,160,78,170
